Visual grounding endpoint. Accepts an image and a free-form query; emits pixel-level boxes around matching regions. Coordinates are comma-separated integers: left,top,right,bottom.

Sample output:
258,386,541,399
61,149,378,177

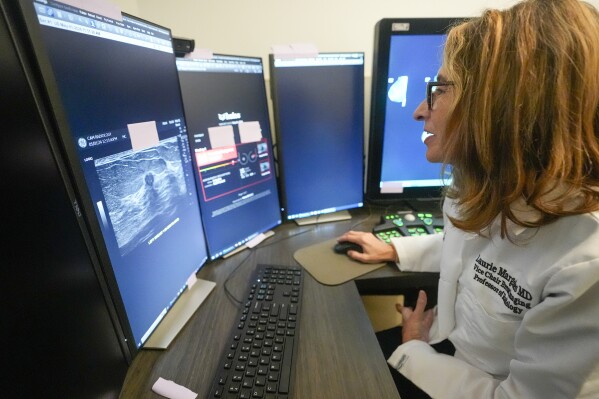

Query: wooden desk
119,210,402,398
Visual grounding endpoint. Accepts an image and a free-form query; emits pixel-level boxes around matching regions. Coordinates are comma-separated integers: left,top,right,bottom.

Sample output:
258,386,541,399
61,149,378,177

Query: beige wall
109,0,514,139
110,0,599,144
114,0,138,16
113,0,528,78
109,0,599,75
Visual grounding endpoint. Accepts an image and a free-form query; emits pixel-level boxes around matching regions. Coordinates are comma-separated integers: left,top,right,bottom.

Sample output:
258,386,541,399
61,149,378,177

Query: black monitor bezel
365,18,466,207
175,52,283,259
15,0,207,359
268,52,366,221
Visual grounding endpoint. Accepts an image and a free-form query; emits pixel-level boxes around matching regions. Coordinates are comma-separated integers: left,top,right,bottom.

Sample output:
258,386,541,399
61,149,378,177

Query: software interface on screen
176,55,281,259
31,0,209,349
379,34,448,193
270,53,365,220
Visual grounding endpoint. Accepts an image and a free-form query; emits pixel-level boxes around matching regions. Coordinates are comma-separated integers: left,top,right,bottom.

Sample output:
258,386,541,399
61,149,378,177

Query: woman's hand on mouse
336,231,397,263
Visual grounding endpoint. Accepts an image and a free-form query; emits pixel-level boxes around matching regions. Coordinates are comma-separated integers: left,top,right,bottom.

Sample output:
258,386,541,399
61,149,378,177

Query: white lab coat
388,198,599,398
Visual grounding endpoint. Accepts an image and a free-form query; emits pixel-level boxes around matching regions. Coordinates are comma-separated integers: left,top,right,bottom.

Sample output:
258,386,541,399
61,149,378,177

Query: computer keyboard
373,212,444,242
209,264,303,399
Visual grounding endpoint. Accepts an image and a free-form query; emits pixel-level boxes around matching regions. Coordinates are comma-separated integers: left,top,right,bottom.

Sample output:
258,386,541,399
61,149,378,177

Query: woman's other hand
397,290,434,342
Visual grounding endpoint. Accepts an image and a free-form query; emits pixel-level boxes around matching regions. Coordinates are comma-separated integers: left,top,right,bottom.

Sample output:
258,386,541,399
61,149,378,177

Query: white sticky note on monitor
380,181,404,193
271,43,319,59
128,121,159,151
59,0,122,21
208,125,235,149
184,48,213,60
186,272,198,290
238,121,262,143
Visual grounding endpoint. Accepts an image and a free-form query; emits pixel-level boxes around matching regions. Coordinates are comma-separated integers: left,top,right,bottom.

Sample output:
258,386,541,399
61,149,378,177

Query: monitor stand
294,210,351,226
143,277,216,349
222,230,276,259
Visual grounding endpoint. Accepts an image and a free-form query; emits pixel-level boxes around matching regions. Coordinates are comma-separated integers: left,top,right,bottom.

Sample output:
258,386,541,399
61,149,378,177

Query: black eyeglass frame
426,81,454,110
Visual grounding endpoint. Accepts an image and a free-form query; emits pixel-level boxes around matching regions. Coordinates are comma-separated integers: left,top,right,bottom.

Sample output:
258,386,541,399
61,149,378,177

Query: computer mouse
333,241,363,254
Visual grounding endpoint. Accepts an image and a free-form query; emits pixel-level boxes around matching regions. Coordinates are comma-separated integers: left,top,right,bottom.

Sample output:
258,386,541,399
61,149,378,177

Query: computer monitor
19,0,210,356
269,52,365,224
366,18,465,211
176,55,281,259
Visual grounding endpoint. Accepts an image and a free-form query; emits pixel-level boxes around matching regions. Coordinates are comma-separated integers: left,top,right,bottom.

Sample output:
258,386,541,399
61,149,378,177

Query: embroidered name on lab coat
472,254,533,314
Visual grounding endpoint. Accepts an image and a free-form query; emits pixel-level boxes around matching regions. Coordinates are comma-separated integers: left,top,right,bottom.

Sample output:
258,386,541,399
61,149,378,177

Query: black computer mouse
333,241,363,254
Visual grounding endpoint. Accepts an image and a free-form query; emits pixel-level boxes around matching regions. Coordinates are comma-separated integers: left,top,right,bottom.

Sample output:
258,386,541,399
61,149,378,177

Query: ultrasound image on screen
31,0,209,349
96,137,187,256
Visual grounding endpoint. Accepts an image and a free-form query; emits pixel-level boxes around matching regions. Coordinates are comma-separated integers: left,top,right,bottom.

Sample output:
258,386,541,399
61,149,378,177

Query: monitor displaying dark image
366,18,464,208
22,0,209,355
269,53,365,222
176,55,281,259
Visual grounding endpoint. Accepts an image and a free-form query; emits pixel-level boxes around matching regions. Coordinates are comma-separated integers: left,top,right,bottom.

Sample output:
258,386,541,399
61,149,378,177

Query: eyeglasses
426,81,454,110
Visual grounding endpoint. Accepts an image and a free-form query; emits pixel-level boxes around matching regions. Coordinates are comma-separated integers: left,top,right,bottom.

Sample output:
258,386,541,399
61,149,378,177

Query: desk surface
119,210,402,399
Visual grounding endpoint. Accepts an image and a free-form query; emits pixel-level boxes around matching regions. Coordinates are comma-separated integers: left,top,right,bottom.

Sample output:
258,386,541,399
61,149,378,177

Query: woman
339,0,599,397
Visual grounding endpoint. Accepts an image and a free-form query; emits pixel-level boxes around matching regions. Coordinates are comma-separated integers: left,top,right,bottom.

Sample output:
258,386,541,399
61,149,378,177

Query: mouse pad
293,238,386,285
